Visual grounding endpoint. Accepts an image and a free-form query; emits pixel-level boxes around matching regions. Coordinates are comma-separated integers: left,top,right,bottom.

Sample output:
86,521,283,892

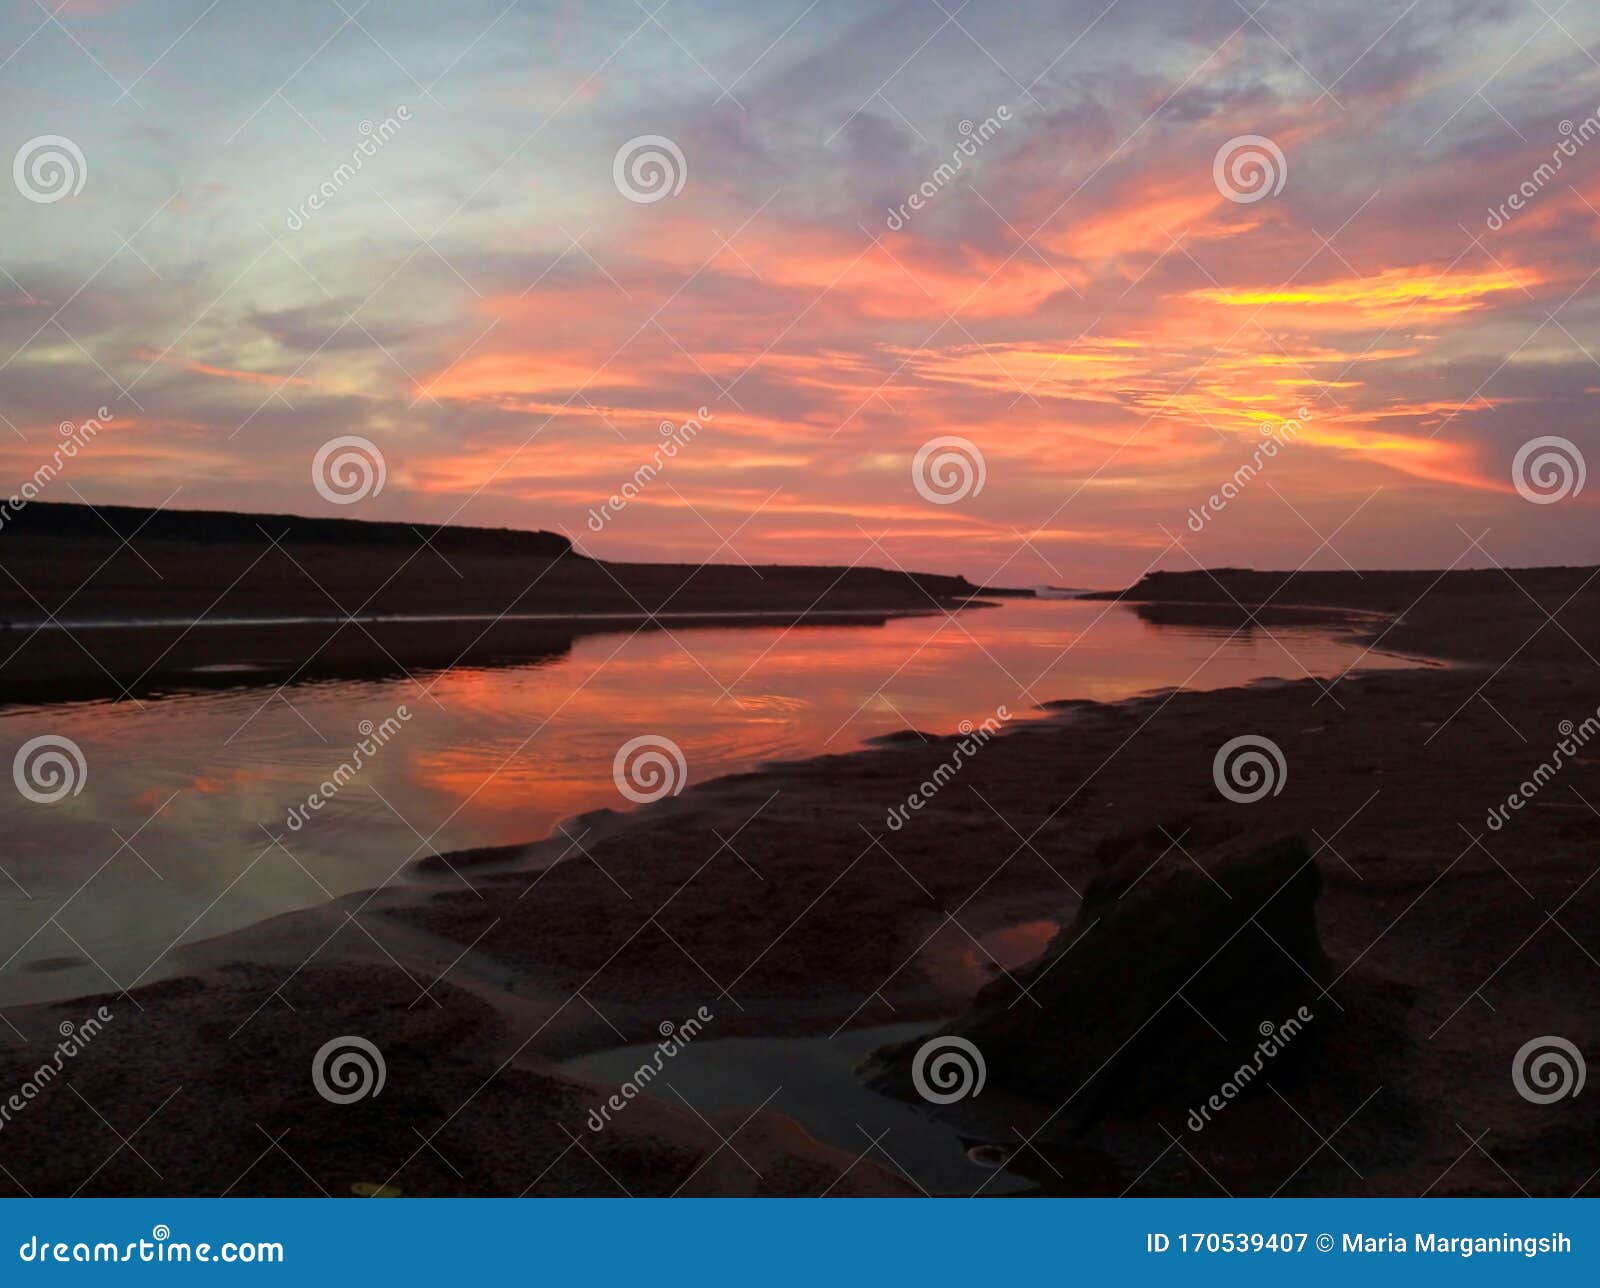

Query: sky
2,0,1599,588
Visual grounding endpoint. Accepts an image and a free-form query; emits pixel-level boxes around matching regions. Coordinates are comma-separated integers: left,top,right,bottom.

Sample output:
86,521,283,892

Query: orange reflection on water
0,599,1420,1006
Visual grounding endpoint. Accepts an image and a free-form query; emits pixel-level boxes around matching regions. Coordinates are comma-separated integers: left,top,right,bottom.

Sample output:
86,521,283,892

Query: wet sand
1,567,1597,1196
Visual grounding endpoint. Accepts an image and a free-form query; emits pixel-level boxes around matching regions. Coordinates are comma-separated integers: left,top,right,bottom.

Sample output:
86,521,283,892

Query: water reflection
0,598,1418,1005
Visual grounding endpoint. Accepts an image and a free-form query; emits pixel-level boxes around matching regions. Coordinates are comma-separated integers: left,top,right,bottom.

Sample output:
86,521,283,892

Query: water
0,598,1417,1005
562,1021,1035,1196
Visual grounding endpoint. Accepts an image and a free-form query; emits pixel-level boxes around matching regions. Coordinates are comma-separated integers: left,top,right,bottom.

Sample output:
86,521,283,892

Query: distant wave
1032,586,1102,600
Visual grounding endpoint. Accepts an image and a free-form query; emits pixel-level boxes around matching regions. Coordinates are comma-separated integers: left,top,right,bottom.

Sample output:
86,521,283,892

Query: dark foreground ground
0,566,1596,1196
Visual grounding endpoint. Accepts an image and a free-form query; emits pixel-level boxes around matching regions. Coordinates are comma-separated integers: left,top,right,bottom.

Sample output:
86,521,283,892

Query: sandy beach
1,566,1596,1197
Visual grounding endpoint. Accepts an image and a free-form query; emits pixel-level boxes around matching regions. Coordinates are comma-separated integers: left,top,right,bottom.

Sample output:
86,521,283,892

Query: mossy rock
864,836,1328,1129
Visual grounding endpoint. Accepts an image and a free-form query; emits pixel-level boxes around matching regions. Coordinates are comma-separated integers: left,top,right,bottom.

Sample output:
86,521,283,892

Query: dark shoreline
0,604,997,708
0,501,1009,706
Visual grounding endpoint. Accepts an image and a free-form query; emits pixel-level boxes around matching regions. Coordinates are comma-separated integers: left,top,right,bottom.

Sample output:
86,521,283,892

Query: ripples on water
0,598,1418,1003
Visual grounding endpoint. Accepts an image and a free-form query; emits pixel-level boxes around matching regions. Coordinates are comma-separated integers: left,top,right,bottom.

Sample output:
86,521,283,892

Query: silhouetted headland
0,501,1002,703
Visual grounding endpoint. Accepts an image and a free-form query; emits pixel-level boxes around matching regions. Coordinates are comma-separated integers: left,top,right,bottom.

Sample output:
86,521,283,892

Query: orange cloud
133,350,312,388
1187,265,1534,324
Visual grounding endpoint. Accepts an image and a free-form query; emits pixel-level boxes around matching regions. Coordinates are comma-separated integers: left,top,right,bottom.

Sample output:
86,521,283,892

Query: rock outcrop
864,836,1328,1132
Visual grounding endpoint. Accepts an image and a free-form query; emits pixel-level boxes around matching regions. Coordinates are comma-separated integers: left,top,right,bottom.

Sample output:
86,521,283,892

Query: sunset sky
3,0,1599,586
